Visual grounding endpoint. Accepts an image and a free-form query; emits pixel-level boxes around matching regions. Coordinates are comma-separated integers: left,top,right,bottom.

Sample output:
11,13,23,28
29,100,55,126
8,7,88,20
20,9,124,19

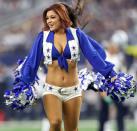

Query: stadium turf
0,120,137,131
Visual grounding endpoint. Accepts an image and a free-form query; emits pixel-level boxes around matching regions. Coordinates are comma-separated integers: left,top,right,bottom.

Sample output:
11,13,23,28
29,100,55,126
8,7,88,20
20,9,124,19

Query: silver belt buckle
58,88,68,95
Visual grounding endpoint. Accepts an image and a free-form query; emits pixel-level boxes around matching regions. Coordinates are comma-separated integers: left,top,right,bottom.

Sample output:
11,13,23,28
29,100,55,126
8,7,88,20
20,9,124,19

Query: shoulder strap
69,27,80,61
42,30,52,65
69,27,79,44
43,31,50,43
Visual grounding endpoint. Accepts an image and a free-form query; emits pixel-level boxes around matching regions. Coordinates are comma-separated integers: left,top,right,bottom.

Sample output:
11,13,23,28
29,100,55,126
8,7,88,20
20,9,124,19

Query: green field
0,120,137,131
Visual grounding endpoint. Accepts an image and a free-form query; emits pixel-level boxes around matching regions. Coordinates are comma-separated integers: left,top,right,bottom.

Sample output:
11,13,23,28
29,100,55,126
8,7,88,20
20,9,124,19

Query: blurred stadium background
0,0,137,131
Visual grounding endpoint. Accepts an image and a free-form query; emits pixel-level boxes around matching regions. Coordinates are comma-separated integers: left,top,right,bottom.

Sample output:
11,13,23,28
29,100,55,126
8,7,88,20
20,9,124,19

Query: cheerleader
4,3,136,131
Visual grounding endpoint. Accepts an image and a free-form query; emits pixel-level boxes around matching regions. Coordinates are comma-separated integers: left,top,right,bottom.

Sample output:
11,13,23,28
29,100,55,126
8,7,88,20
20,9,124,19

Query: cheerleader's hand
110,75,117,82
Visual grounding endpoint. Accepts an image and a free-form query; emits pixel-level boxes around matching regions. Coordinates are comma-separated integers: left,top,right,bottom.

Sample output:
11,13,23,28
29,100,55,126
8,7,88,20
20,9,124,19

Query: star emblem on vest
74,87,78,91
48,86,52,90
47,48,50,52
73,53,76,57
72,46,76,50
47,55,50,59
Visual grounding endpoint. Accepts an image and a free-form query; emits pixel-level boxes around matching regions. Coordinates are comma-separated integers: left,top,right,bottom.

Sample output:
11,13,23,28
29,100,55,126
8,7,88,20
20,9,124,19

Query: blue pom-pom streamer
4,82,37,110
78,68,137,102
4,58,39,110
98,72,137,102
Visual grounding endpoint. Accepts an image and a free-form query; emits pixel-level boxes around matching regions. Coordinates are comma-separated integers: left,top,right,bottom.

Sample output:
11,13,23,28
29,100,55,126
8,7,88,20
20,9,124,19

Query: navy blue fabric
76,28,116,78
87,36,106,60
21,32,43,83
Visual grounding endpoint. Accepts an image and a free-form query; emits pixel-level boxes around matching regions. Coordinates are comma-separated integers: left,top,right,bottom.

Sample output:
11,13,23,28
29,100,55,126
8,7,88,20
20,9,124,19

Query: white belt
44,83,81,95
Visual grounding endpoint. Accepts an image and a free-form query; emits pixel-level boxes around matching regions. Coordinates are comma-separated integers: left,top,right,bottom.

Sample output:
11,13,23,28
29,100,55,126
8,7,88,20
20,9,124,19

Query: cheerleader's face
46,10,62,31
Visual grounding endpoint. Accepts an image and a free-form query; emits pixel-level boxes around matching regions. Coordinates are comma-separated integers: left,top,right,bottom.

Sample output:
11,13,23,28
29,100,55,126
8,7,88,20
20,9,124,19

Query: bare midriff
45,59,79,87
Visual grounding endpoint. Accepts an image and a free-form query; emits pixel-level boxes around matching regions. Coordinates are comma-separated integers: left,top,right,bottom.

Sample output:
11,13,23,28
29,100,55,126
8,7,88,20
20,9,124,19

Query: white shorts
42,83,82,102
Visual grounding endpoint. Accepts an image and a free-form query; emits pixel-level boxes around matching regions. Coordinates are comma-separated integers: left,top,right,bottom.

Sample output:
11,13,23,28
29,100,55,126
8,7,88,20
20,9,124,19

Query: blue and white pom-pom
4,82,37,110
78,68,104,91
100,72,137,102
78,68,137,102
4,58,40,110
78,68,94,90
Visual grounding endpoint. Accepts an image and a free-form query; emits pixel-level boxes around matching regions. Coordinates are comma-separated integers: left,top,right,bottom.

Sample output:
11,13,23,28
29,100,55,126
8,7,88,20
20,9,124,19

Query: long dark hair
60,1,88,29
60,3,78,28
